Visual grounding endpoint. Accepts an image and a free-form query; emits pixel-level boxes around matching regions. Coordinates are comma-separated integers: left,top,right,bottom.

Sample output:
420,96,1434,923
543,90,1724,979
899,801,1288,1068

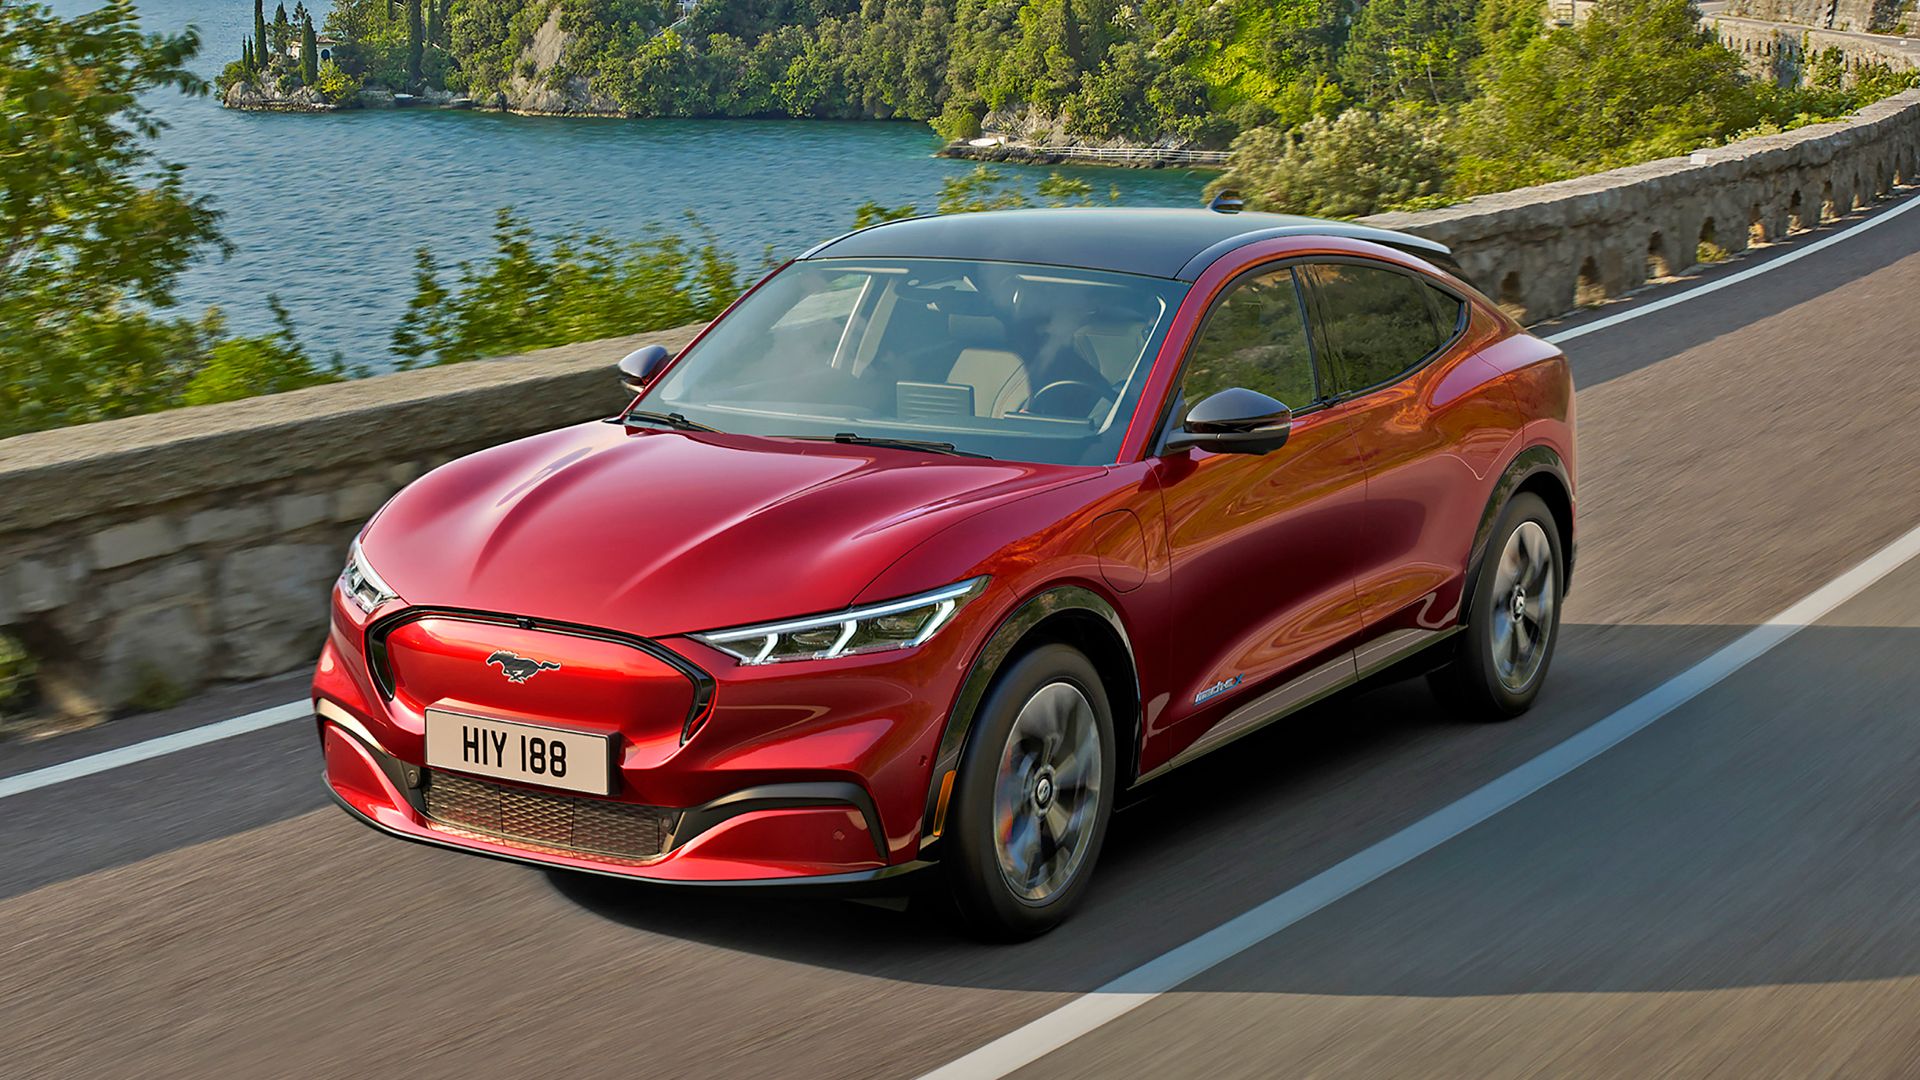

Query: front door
1149,263,1369,770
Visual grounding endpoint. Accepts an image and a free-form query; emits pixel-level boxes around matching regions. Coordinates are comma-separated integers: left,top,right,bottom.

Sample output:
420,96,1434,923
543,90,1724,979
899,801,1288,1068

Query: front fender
917,585,1137,848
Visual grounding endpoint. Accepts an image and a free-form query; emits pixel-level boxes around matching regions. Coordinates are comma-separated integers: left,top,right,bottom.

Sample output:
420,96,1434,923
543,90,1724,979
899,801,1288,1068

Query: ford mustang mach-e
314,206,1575,938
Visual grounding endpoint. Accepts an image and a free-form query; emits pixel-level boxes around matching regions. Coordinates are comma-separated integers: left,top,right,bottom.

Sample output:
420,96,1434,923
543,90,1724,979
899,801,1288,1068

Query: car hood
361,422,1096,639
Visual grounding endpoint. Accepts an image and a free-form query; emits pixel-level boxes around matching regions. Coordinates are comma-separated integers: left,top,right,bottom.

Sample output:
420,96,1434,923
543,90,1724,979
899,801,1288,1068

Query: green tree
300,13,317,84
406,0,423,89
317,57,361,102
1213,105,1456,217
0,1,340,436
271,1,291,55
253,0,267,68
392,209,741,367
1454,0,1755,191
1339,0,1481,106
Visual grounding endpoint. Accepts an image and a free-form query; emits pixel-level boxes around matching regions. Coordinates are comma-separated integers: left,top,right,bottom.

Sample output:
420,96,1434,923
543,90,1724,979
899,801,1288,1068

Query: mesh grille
423,771,674,863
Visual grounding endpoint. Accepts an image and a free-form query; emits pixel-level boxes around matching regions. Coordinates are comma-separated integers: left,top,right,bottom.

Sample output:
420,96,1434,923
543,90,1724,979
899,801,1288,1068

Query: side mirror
617,344,673,394
1164,387,1293,455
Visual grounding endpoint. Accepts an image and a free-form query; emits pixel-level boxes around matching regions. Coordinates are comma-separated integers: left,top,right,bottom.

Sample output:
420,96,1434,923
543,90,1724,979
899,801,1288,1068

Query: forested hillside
311,0,1918,216
328,0,1365,141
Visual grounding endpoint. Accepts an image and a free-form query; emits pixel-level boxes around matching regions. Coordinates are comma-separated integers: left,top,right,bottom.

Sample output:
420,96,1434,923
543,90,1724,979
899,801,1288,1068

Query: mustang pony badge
486,650,561,683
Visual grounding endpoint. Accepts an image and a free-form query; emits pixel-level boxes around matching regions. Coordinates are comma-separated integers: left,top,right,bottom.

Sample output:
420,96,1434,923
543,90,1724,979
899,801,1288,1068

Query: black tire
1429,491,1564,720
943,642,1117,941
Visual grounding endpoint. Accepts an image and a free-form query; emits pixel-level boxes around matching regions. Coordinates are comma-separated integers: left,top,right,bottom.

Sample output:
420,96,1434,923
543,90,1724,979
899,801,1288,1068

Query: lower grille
422,771,675,863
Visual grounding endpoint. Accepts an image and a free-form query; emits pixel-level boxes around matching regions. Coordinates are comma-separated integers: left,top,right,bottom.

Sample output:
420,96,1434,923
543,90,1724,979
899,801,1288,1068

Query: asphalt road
9,190,1920,1079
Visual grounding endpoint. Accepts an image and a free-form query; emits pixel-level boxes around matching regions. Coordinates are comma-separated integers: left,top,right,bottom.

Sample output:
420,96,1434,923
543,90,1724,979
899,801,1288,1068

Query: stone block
333,480,393,525
387,460,428,487
217,543,340,679
101,604,210,708
273,491,332,533
13,550,85,615
105,557,211,614
184,504,272,547
91,516,181,570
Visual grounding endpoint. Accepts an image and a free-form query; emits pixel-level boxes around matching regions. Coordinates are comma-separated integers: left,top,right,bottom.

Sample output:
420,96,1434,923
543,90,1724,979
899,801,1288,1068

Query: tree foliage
1,1,343,437
1212,105,1455,218
391,210,743,366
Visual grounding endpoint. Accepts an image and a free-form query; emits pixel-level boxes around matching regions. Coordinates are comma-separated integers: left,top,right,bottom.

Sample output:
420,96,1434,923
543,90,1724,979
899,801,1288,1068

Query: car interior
652,260,1179,462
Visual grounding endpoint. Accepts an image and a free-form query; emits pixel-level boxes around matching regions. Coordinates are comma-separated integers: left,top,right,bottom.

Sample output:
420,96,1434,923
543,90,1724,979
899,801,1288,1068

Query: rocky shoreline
937,139,1227,170
221,82,473,113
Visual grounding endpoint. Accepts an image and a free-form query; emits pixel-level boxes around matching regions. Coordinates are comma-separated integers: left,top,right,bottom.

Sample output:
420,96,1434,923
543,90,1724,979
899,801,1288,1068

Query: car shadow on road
541,618,1920,999
545,620,1920,998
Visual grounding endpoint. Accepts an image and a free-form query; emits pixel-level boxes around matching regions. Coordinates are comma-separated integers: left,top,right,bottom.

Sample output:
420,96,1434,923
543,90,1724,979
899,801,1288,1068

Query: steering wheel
1024,378,1110,418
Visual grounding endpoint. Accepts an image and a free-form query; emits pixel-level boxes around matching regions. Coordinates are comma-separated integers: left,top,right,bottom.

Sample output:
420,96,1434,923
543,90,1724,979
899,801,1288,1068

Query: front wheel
943,643,1116,940
1430,491,1564,720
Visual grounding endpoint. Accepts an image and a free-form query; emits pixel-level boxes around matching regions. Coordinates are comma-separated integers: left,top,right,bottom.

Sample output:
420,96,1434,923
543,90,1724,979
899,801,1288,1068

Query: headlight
691,577,988,665
338,538,399,615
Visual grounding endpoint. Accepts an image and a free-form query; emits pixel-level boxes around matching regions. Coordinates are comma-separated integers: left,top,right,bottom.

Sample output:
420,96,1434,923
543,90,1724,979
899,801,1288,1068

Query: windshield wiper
786,433,993,459
623,410,721,433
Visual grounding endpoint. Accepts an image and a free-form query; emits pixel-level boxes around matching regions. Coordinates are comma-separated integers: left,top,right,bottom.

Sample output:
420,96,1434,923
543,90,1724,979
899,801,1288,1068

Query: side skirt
1133,625,1462,786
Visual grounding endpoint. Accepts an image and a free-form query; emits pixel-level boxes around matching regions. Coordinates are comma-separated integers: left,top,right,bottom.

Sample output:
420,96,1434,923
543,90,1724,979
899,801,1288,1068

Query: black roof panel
801,207,1453,281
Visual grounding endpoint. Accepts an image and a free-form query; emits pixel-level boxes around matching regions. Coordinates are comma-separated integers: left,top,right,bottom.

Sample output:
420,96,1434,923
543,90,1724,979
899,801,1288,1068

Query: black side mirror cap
1164,387,1293,455
617,344,673,394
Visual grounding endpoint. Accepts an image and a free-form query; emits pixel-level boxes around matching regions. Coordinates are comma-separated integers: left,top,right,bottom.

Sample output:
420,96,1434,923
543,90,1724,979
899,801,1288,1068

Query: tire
1429,491,1564,720
943,643,1117,941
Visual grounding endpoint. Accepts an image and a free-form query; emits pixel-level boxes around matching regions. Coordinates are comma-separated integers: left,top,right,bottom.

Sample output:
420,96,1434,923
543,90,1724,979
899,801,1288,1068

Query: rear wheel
1430,491,1563,719
944,643,1116,940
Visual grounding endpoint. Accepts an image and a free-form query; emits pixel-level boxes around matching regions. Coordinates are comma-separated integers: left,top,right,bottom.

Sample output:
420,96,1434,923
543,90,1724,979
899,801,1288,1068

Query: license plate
424,709,613,795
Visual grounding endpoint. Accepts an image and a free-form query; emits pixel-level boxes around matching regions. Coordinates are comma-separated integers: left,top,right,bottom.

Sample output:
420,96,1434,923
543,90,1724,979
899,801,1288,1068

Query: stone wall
1725,0,1905,32
1712,14,1920,84
0,325,701,720
1364,89,1920,322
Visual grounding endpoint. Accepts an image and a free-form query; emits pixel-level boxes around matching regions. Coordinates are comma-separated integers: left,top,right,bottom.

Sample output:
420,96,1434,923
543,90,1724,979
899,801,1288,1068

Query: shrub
391,210,743,367
315,57,359,102
1212,104,1456,218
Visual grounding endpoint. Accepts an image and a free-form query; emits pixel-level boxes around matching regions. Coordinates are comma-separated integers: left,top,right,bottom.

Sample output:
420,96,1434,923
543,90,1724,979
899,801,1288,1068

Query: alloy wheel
991,680,1103,904
1489,519,1557,692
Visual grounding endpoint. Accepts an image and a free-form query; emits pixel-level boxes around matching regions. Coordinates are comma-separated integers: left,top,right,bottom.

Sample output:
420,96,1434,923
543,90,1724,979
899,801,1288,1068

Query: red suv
315,207,1574,938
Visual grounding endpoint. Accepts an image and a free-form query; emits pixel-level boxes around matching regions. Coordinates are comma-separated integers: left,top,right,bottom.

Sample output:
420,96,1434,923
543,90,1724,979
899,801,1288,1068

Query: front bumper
323,717,934,889
313,591,989,885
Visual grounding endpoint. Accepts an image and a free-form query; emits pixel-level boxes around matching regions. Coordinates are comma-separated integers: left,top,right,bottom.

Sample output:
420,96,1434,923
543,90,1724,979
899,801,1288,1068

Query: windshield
640,257,1188,466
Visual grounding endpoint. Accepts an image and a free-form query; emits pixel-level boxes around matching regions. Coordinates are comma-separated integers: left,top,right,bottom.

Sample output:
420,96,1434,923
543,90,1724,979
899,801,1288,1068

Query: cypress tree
406,0,423,89
253,0,267,69
425,0,438,51
300,14,317,84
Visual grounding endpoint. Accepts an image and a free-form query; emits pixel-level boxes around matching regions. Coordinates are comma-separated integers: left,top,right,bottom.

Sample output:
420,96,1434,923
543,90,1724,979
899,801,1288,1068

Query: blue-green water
57,0,1211,364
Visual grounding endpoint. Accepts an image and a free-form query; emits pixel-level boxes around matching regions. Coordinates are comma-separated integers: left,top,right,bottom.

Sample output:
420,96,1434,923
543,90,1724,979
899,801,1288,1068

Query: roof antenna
1208,190,1244,214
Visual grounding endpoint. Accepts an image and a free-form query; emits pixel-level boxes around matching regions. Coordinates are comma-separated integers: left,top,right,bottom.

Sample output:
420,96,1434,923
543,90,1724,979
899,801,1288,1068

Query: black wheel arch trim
1463,445,1575,614
917,584,1139,845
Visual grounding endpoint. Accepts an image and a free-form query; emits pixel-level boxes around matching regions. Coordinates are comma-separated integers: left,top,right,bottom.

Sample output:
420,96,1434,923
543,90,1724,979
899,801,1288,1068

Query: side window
1427,286,1466,342
1177,266,1318,415
1304,263,1450,394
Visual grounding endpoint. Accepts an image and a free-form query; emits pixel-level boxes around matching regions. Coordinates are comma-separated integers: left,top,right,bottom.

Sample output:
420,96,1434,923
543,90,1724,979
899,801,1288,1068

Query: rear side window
1178,266,1318,412
1304,263,1455,394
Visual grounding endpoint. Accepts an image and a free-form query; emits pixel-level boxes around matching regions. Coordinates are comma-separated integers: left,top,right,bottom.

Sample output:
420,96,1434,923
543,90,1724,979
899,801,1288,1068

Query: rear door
1148,263,1369,769
1299,259,1515,658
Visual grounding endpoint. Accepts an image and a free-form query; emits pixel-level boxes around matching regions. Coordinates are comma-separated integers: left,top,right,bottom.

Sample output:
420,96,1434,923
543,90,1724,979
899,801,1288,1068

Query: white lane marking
1,189,1911,797
0,701,310,800
1542,187,1920,344
919,518,1920,1080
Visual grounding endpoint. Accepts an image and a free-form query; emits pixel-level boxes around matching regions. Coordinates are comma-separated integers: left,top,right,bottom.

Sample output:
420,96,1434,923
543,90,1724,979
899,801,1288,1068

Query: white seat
947,348,1030,417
